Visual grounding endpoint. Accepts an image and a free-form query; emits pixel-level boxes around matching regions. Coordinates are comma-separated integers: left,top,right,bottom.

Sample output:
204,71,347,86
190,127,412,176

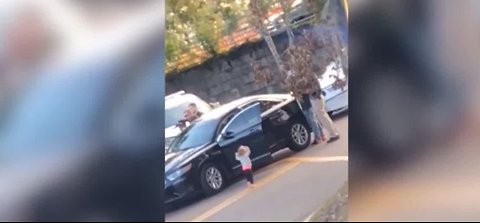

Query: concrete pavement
166,115,348,222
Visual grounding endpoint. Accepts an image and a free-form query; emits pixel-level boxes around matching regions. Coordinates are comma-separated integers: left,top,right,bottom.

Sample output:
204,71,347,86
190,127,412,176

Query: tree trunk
326,0,348,78
286,26,295,47
259,24,282,93
336,31,348,78
262,28,284,71
336,0,348,78
252,11,284,73
249,0,284,93
279,0,295,46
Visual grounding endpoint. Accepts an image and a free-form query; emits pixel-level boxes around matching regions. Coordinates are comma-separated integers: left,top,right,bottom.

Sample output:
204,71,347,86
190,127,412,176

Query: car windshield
164,102,190,128
168,119,218,153
164,96,211,128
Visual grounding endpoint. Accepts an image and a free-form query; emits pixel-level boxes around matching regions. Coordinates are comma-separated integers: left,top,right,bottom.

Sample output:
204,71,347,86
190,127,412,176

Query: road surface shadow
165,193,204,213
165,148,301,214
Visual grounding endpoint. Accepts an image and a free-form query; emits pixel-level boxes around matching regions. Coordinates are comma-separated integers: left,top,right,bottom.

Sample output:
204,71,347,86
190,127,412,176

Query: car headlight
166,163,192,182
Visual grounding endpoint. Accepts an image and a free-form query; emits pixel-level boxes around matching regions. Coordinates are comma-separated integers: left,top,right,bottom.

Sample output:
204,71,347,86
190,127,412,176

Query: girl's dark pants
243,169,254,184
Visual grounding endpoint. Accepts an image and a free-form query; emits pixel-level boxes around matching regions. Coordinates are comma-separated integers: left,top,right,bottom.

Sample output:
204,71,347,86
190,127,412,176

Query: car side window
259,100,282,112
224,103,262,135
216,108,240,134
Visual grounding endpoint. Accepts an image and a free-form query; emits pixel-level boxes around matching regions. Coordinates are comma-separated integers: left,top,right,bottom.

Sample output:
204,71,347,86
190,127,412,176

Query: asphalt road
166,115,348,222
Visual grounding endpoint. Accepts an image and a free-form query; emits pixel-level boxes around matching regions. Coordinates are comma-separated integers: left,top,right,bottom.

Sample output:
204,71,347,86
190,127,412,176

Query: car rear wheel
199,163,226,196
288,122,311,152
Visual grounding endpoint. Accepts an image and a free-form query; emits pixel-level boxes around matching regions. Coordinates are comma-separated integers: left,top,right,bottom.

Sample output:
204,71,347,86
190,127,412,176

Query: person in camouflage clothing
283,45,322,99
284,60,325,145
283,31,338,144
251,30,336,144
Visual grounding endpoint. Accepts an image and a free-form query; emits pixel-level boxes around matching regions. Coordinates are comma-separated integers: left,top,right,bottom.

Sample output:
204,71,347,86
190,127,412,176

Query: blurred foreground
0,0,165,221
349,0,480,221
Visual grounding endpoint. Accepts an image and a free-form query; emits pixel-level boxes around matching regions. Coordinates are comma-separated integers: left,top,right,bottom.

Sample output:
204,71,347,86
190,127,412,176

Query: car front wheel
199,163,226,196
288,122,311,152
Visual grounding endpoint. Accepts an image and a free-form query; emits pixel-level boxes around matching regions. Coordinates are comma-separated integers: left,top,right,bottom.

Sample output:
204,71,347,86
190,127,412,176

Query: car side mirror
222,131,235,140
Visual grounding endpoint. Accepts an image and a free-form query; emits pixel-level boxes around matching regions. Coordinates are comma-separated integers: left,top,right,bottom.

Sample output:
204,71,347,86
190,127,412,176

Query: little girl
235,145,254,186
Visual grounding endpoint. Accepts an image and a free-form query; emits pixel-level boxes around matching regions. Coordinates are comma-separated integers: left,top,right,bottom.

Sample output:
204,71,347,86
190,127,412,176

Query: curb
303,211,321,222
303,182,348,222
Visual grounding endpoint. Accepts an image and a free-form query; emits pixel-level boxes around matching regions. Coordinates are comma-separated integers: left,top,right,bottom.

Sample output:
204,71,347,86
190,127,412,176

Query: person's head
184,103,200,122
237,145,249,156
188,103,198,111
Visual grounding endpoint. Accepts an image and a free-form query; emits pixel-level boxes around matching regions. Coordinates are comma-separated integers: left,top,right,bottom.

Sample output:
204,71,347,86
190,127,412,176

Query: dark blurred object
0,1,165,221
177,119,188,125
349,0,464,167
175,119,188,130
349,0,480,221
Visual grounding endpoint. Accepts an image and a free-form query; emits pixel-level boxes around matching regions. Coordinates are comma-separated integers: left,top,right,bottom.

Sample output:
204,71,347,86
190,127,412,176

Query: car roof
199,94,291,121
165,93,207,108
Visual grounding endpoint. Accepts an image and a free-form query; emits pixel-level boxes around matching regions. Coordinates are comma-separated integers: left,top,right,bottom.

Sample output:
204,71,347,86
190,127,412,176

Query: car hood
164,143,211,174
165,125,182,138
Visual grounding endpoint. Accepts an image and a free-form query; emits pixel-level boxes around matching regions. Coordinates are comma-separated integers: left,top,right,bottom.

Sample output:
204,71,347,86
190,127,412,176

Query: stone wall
165,26,336,103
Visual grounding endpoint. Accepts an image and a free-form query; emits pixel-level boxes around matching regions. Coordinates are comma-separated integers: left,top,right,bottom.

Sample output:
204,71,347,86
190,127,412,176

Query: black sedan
165,94,312,204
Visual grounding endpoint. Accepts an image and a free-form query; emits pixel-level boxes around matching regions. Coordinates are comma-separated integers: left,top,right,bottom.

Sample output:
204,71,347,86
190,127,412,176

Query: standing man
311,89,340,143
300,93,325,144
288,67,325,145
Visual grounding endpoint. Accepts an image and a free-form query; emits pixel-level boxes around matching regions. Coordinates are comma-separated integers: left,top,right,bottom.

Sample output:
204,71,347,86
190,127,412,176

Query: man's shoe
327,135,340,143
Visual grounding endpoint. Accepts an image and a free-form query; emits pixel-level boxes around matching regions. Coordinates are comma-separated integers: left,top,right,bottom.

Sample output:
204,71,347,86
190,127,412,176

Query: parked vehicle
164,92,212,150
319,61,348,116
289,2,315,27
165,94,312,204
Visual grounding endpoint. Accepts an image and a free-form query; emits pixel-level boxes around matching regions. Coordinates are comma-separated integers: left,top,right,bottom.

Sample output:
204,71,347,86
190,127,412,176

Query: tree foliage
249,0,285,76
282,31,322,98
165,0,335,75
166,0,253,73
166,0,227,71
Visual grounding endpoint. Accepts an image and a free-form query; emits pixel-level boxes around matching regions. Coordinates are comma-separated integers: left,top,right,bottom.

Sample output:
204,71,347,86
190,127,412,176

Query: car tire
288,121,311,152
199,162,226,196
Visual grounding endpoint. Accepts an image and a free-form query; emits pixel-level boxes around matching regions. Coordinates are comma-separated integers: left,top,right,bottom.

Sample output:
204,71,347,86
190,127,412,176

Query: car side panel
261,99,312,153
204,144,237,179
218,103,271,176
262,108,290,152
